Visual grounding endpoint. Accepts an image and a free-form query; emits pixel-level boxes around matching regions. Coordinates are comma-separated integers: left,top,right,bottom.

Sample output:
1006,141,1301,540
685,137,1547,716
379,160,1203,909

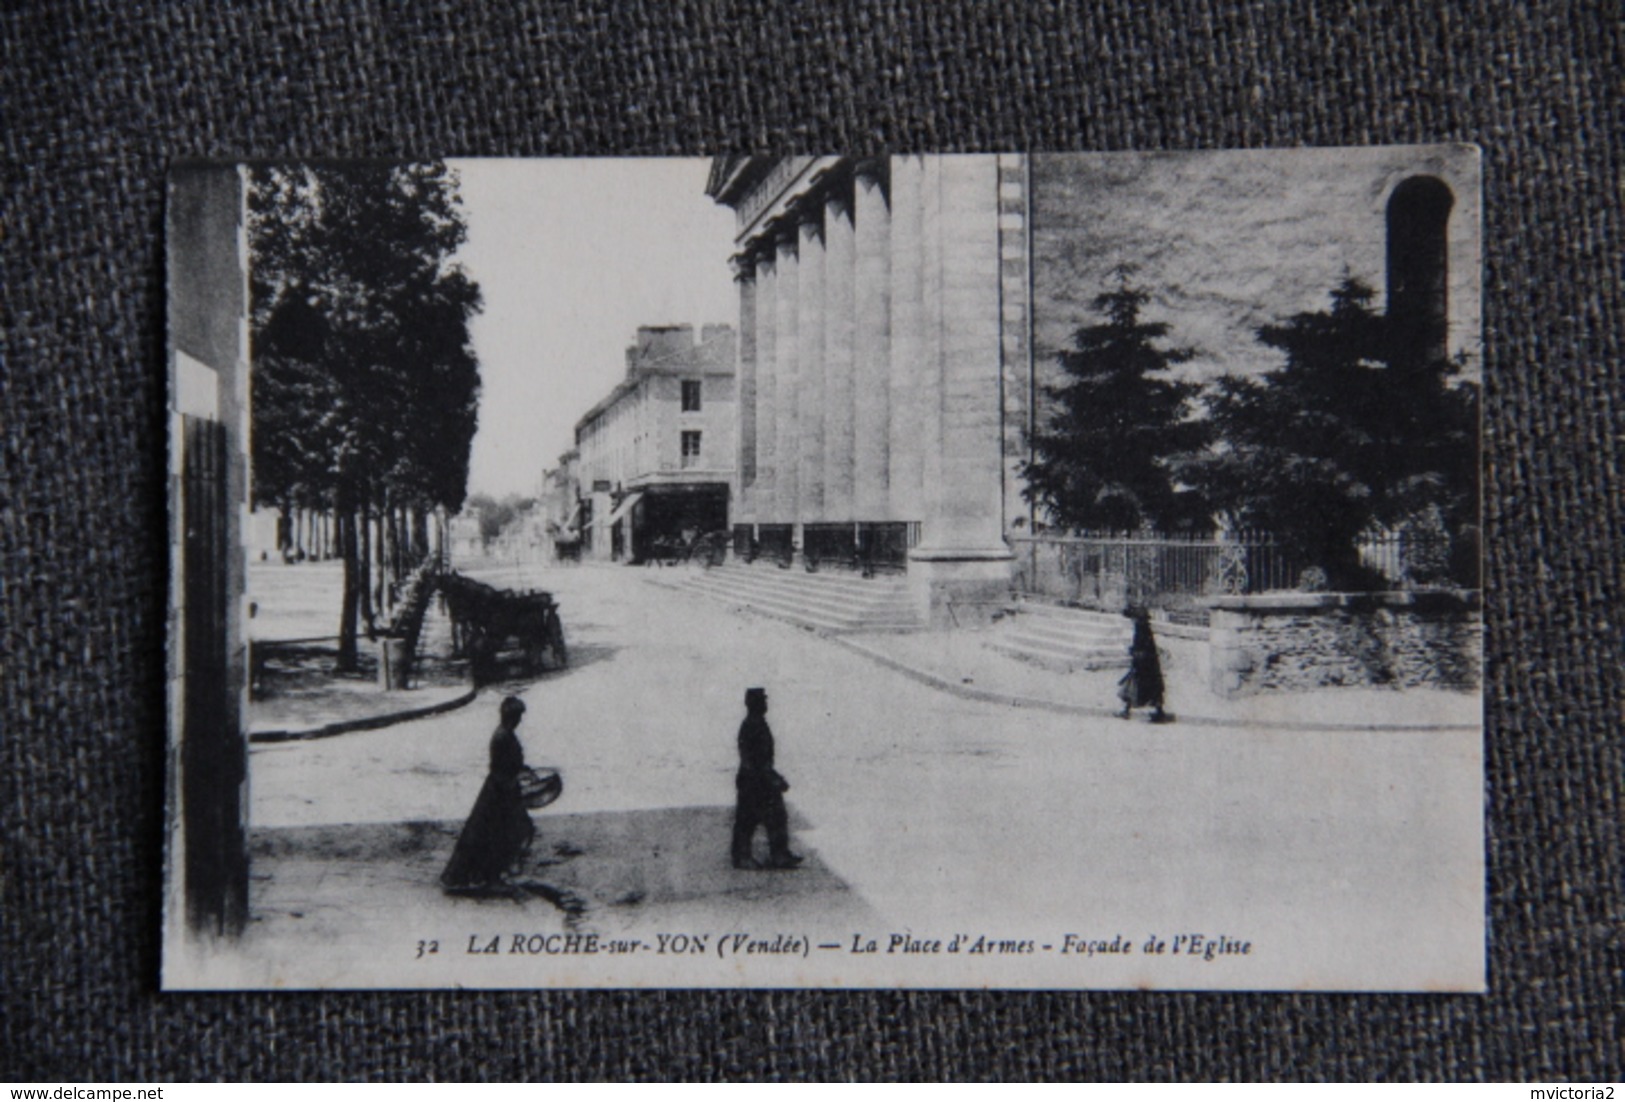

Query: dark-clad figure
731,688,802,870
442,695,536,892
1117,608,1172,723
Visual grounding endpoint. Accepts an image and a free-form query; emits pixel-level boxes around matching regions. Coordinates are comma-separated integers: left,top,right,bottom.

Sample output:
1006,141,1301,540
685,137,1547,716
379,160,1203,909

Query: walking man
731,687,802,870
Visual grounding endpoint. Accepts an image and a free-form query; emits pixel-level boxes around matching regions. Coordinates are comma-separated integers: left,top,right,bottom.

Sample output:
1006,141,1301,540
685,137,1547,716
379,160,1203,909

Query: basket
517,766,563,809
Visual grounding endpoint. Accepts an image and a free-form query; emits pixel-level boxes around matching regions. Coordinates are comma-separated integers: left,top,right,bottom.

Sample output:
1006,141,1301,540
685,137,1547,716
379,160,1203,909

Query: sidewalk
836,625,1480,731
211,805,878,988
249,595,475,742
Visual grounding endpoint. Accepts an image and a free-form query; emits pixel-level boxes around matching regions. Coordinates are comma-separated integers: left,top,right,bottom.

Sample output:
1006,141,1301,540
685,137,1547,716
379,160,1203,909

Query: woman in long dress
1117,608,1171,723
442,695,536,892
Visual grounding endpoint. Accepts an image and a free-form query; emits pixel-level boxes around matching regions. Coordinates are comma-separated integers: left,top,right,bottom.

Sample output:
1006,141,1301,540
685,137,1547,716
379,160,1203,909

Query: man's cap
500,695,527,717
745,687,767,702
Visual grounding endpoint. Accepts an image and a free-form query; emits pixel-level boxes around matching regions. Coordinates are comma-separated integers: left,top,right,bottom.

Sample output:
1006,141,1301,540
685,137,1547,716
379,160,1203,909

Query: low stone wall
1149,615,1211,690
1208,591,1481,698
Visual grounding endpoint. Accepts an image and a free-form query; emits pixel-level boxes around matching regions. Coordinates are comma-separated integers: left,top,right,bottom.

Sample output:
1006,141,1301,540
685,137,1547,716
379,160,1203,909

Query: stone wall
1028,147,1482,403
1149,617,1212,691
1208,591,1481,698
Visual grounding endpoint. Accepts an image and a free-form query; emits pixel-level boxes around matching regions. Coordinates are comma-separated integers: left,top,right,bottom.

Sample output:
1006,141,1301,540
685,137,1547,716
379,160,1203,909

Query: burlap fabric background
3,1,1619,1082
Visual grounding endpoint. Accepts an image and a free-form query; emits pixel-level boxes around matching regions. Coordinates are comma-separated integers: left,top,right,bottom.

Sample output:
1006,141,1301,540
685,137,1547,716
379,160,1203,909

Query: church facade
706,150,1479,627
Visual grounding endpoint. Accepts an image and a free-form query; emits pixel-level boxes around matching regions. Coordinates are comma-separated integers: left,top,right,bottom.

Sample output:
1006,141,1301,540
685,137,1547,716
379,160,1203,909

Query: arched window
1386,176,1454,367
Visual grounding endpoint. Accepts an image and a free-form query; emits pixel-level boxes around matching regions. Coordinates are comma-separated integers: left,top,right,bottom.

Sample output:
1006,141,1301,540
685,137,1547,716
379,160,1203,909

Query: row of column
732,156,1010,561
736,164,892,527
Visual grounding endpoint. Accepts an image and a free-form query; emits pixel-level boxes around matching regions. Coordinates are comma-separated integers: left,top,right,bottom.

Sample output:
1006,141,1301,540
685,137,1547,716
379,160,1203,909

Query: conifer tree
1023,269,1212,533
1183,276,1478,589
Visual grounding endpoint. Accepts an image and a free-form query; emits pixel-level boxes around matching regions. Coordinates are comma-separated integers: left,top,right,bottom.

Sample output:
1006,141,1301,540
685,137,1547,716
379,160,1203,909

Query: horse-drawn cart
439,573,568,684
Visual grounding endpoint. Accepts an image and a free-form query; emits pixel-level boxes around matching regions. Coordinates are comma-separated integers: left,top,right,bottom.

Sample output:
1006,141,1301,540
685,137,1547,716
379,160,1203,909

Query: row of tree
249,163,483,670
1023,269,1480,590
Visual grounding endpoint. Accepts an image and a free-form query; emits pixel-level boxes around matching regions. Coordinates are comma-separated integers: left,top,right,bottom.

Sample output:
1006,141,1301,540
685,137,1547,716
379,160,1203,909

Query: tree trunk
378,506,393,611
359,502,376,636
336,507,361,672
390,505,403,594
378,507,392,612
388,505,403,581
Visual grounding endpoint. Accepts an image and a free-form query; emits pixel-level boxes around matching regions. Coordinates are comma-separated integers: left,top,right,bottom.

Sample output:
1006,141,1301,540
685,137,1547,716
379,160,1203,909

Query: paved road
247,561,1484,989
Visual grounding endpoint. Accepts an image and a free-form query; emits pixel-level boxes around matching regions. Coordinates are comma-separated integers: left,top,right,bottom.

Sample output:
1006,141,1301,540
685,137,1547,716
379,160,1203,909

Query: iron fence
1011,525,1470,624
1356,526,1463,587
1010,531,1297,624
755,524,795,565
731,521,918,573
803,521,917,573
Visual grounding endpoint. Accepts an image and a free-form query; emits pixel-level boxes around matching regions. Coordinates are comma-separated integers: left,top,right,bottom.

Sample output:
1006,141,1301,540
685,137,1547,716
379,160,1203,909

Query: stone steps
667,562,923,633
1007,617,1125,648
989,601,1132,671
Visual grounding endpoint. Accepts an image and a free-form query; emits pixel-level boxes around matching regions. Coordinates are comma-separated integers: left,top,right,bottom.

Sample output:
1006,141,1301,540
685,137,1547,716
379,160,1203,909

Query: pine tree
1023,269,1212,533
1183,276,1478,589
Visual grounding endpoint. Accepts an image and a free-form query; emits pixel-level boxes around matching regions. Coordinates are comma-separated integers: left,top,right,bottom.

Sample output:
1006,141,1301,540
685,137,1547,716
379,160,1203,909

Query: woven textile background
2,0,1619,1081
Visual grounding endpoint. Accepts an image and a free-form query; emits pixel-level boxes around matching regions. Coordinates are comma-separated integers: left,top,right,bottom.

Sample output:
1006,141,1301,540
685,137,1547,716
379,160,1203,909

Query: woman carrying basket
442,695,553,893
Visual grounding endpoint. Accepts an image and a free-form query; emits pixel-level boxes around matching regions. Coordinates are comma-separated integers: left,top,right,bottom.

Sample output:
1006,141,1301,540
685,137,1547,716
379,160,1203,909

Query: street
230,560,1483,990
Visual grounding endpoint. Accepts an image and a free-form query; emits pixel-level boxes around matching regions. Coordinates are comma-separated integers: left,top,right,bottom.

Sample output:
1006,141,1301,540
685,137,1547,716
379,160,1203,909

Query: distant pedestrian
1117,609,1172,723
442,695,536,893
731,688,802,870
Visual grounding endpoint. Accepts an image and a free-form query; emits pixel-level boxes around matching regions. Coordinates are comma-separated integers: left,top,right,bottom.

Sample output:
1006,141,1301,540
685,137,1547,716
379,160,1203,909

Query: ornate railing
1009,532,1296,625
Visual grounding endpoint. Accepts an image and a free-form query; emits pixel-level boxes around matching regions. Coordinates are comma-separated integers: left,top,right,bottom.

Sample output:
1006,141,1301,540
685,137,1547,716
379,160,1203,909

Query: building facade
539,449,581,560
574,324,737,562
707,150,1480,626
447,509,484,563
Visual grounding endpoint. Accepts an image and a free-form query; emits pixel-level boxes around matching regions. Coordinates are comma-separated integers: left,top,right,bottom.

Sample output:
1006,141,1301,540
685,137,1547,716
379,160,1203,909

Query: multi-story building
539,449,581,560
706,150,1480,626
447,509,484,564
574,324,736,561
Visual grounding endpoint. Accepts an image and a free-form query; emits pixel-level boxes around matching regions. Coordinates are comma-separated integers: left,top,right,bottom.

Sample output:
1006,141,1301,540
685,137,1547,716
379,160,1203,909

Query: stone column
754,251,778,523
916,156,946,530
822,182,857,523
852,161,890,521
732,256,758,525
887,155,926,526
773,228,800,529
996,154,1032,537
796,210,826,523
908,155,1013,627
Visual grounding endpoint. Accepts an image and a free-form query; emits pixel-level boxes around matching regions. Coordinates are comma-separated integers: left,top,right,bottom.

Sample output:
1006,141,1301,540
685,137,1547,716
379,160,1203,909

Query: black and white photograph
164,149,1484,990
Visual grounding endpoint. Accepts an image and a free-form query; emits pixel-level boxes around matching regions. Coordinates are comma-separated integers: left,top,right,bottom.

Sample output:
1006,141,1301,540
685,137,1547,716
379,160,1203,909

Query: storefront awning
606,492,644,527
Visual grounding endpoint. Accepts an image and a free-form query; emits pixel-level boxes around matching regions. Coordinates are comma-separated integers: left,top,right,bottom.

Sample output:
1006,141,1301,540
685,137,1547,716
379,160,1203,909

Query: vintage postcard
164,150,1483,990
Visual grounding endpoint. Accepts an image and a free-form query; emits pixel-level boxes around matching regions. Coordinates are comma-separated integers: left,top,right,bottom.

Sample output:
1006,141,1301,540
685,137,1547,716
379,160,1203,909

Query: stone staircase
988,600,1131,671
661,561,924,634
